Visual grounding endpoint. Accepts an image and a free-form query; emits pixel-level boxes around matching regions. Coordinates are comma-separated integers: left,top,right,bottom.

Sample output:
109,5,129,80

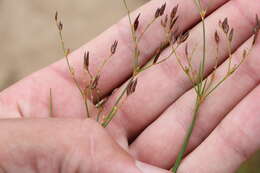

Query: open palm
0,0,259,172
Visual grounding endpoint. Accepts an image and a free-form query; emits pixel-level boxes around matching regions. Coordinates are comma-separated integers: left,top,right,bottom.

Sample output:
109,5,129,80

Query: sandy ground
0,0,259,172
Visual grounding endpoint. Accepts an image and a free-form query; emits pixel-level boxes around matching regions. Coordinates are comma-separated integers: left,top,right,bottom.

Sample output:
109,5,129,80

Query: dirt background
0,0,259,172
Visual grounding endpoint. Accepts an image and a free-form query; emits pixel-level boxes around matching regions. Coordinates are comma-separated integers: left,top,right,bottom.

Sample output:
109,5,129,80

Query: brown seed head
185,43,189,57
84,51,89,71
253,31,259,46
111,40,118,54
222,18,229,34
159,3,167,16
256,14,260,26
161,14,168,28
127,79,138,96
177,31,190,44
214,31,220,44
134,13,141,31
170,16,179,30
229,28,234,42
170,5,179,21
243,49,247,59
252,14,260,46
155,8,161,18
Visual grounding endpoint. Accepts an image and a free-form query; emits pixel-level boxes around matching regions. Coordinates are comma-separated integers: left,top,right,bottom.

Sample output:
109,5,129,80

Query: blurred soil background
0,0,259,172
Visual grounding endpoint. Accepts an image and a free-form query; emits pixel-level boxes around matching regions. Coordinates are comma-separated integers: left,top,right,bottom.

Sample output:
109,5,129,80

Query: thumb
0,118,139,173
0,118,170,173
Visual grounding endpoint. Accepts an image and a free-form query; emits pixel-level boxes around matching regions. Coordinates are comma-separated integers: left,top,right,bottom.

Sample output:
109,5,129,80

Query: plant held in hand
53,0,259,172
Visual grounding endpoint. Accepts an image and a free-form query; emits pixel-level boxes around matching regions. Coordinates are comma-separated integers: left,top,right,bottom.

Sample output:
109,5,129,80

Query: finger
0,0,226,119
178,85,260,173
136,161,171,173
0,118,146,173
104,0,258,141
129,34,260,167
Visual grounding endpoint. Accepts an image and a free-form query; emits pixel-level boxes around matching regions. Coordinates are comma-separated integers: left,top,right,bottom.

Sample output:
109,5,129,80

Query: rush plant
54,0,259,172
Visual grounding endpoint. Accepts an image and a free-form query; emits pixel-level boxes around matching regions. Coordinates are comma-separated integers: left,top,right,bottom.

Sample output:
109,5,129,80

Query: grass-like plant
53,0,259,172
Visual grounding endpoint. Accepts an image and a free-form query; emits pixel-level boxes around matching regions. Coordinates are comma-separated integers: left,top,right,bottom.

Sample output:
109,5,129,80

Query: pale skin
0,0,259,172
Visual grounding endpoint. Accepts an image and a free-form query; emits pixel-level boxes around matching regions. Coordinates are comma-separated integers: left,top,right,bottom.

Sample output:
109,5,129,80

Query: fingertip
136,161,171,173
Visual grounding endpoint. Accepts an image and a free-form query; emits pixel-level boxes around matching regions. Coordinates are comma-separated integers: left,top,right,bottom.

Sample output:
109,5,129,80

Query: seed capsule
177,31,190,44
222,18,229,34
134,13,141,31
229,28,234,42
84,51,89,71
127,79,138,96
155,8,161,18
214,31,220,44
170,5,179,21
159,3,166,16
111,40,118,54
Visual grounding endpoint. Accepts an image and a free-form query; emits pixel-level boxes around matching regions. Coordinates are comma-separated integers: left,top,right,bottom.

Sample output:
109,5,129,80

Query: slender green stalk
171,1,206,172
55,19,90,118
102,0,162,127
138,46,175,73
49,88,53,117
123,0,140,74
171,96,201,172
96,53,114,77
137,18,156,42
96,109,103,122
226,34,233,73
197,14,206,95
102,78,135,127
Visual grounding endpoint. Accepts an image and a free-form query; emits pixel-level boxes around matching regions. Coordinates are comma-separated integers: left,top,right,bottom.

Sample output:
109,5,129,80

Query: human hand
0,0,260,172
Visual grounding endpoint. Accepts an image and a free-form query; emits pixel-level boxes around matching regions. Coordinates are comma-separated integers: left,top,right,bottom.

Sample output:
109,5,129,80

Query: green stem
123,0,140,74
204,75,229,98
198,15,206,95
137,18,156,43
56,22,90,118
49,88,53,117
171,96,201,172
102,77,134,127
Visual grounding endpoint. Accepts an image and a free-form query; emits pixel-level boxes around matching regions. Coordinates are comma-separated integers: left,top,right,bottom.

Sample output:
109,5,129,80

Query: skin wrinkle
89,131,98,173
218,121,253,161
60,120,97,173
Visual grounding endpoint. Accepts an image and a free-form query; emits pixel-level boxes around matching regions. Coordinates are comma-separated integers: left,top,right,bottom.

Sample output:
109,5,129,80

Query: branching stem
55,20,90,118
